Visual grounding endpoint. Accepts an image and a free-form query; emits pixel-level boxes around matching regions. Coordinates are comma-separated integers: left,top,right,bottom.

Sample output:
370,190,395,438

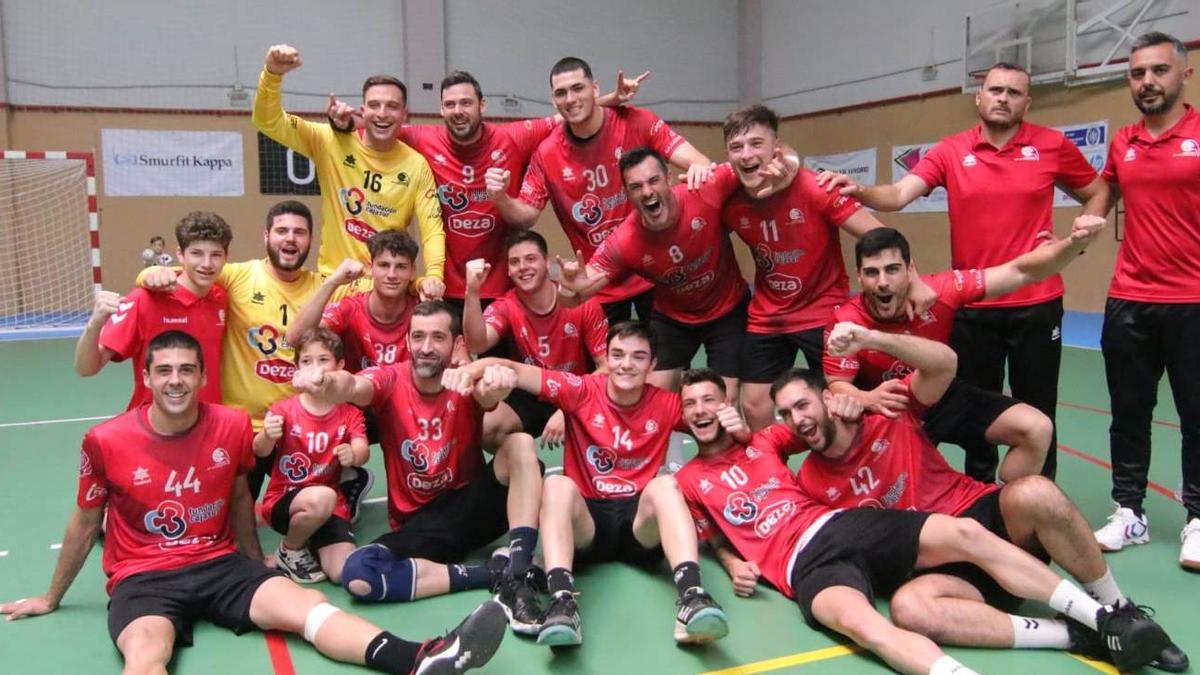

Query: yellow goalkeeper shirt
253,70,445,279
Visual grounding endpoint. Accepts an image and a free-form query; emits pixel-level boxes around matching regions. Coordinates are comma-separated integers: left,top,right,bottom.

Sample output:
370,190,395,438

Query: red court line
1058,444,1180,504
264,631,296,675
1058,400,1180,430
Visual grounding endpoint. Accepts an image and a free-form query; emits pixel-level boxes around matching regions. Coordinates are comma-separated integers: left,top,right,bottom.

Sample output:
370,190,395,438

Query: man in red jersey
463,229,608,447
674,367,1173,675
487,56,715,326
452,322,730,647
824,224,1102,481
290,301,546,634
774,324,1187,671
1,331,506,675
1090,32,1200,570
286,230,420,373
818,62,1111,481
75,211,230,409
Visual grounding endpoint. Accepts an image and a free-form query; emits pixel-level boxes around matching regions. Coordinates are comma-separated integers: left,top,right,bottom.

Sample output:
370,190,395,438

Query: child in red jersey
255,327,368,584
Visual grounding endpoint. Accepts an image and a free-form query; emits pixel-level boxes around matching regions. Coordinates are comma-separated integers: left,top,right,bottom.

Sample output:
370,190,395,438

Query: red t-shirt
824,270,986,387
590,164,747,324
724,169,861,333
258,395,367,524
363,361,486,529
321,291,413,372
539,371,682,499
519,106,685,303
1101,105,1200,303
99,285,227,409
796,408,999,515
402,119,556,299
484,289,607,373
676,425,836,599
910,122,1096,308
77,403,255,594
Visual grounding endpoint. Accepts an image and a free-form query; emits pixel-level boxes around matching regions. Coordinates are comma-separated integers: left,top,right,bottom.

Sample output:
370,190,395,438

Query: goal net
0,152,100,339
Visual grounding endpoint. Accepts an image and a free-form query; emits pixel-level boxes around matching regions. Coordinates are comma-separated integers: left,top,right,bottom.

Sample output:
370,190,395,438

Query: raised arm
485,167,543,228
284,259,364,347
292,367,375,407
827,322,956,408
555,253,610,307
462,259,502,353
0,506,103,620
73,290,121,376
982,215,1105,299
252,44,320,155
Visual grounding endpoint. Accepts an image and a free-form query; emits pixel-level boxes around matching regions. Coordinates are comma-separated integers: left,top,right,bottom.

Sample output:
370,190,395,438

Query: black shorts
576,496,665,567
740,327,825,383
601,289,655,326
268,488,356,550
372,462,510,562
503,388,557,438
107,553,283,646
650,292,749,376
790,509,930,626
921,378,1019,452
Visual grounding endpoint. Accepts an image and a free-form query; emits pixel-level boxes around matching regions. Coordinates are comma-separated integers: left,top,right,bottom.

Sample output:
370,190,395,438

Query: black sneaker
486,547,511,589
340,466,375,523
1096,600,1171,672
673,587,729,644
494,572,544,635
411,600,507,675
1064,616,1107,660
536,592,582,647
1151,641,1190,673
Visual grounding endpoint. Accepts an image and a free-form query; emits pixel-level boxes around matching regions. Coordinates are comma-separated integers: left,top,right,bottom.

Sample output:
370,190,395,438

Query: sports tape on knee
302,602,340,643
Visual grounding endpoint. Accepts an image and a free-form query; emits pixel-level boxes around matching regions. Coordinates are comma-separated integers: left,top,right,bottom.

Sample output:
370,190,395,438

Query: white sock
1082,567,1125,606
1048,580,1104,630
929,655,979,675
1009,615,1071,649
665,432,686,472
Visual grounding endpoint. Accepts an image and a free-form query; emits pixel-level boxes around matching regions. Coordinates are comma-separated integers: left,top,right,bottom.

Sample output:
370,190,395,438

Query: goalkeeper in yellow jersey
253,43,446,300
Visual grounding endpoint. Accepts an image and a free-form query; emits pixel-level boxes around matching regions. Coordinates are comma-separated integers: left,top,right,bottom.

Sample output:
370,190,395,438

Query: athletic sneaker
275,543,327,584
1180,518,1200,571
340,466,375,523
1096,600,1171,672
412,600,507,675
1068,616,1189,673
673,587,729,643
537,592,582,647
493,572,544,635
1093,506,1149,552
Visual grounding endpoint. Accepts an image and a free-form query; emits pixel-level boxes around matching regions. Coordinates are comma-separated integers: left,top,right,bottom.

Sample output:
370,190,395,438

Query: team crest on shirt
745,446,761,460
133,466,151,486
962,154,977,167
1175,139,1200,157
210,448,230,469
586,445,617,474
144,500,188,540
871,439,890,455
563,322,577,336
79,451,92,477
614,146,625,160
491,149,506,162
691,217,706,231
723,491,758,525
280,453,312,482
1124,147,1137,162
645,420,659,434
788,208,805,224
1016,145,1041,161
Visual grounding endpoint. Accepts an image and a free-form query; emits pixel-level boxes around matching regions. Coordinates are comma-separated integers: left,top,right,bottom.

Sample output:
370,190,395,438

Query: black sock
447,563,492,592
364,631,422,674
507,526,538,576
672,561,702,598
547,567,575,596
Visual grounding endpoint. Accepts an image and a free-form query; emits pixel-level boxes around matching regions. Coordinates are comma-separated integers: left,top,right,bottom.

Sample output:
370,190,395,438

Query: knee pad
341,544,417,603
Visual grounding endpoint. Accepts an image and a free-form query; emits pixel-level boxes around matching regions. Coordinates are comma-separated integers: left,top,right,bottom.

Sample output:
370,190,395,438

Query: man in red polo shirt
1089,32,1200,570
817,62,1110,481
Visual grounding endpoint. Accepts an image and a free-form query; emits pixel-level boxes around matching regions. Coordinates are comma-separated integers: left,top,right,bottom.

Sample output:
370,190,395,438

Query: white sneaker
1180,519,1200,570
276,543,327,584
1094,506,1150,552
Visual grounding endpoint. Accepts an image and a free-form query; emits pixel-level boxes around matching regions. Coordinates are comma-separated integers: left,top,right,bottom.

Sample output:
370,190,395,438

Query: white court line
0,550,9,557
49,543,62,550
0,415,111,429
363,496,387,505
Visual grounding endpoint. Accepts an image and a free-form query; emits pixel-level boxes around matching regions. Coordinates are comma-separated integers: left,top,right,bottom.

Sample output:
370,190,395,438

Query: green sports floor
0,339,1194,674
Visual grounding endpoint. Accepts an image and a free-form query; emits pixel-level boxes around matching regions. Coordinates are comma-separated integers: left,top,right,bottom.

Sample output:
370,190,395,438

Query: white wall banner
101,129,245,196
1053,120,1108,208
803,147,877,187
890,143,947,213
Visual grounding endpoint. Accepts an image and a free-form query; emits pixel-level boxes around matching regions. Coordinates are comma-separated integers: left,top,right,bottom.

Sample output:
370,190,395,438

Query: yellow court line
1068,653,1120,675
701,645,861,675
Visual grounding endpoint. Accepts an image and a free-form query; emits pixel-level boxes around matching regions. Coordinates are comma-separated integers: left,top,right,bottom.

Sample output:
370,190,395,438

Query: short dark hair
505,229,548,257
362,74,408,105
607,320,655,357
681,368,726,395
984,62,1032,89
265,200,313,233
368,229,419,262
293,326,344,364
618,146,669,183
855,227,912,268
723,104,780,142
149,235,165,246
769,368,826,401
411,300,462,336
550,56,593,83
1130,31,1188,58
145,330,203,371
440,70,482,100
175,211,232,251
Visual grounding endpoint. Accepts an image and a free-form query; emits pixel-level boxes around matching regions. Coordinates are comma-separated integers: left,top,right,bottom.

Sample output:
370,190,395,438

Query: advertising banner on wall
803,147,877,187
257,132,321,195
1053,120,1108,207
890,142,947,213
101,129,244,196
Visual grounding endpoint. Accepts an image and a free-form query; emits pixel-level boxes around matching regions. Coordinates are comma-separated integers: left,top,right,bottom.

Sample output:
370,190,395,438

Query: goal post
0,151,100,340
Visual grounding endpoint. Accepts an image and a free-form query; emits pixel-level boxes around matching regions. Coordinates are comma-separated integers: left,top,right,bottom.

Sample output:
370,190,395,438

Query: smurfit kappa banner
102,129,244,196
